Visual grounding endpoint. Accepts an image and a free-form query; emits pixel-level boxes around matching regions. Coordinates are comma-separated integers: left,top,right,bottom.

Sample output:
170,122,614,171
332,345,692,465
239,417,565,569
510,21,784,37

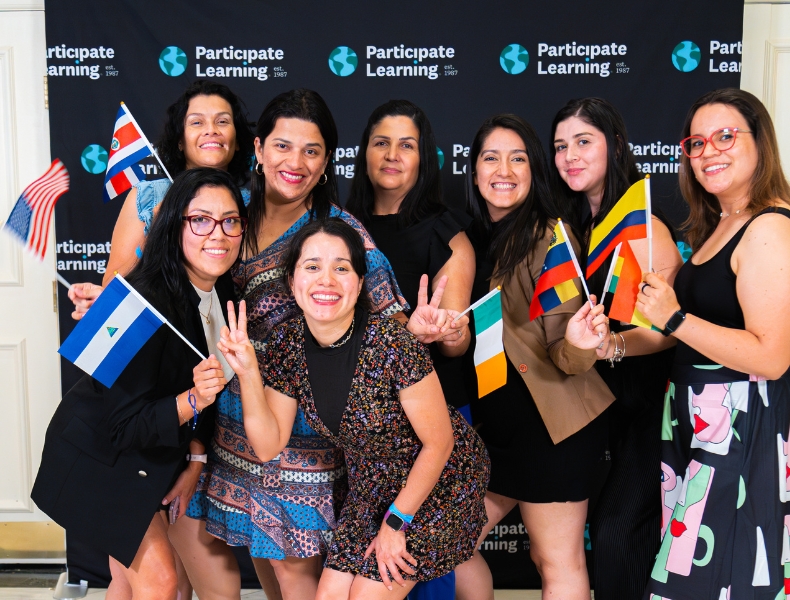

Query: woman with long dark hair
454,114,613,600
171,89,409,600
638,88,790,598
33,168,246,600
549,97,682,600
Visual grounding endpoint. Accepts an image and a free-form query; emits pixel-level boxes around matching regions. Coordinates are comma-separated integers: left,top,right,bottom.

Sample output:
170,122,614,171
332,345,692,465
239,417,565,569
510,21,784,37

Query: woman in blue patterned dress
170,89,409,600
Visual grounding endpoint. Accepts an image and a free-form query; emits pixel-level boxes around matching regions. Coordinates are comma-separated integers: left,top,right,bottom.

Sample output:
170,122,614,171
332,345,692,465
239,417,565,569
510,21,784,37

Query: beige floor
0,590,545,599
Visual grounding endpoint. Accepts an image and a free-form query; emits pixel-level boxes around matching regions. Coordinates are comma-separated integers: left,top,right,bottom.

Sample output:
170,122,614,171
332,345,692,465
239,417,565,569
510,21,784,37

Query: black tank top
673,207,790,371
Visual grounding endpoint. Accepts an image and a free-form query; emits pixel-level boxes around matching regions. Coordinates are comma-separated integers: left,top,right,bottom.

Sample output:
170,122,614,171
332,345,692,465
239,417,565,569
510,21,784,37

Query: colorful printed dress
645,208,790,600
262,313,490,581
186,205,407,559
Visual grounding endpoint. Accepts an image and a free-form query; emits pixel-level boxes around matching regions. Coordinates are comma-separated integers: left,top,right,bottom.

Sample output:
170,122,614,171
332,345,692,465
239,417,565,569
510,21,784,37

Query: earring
255,162,264,175
318,173,328,186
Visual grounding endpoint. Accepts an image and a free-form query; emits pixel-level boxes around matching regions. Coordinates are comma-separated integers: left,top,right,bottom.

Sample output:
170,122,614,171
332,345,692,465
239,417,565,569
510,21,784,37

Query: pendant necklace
198,291,213,325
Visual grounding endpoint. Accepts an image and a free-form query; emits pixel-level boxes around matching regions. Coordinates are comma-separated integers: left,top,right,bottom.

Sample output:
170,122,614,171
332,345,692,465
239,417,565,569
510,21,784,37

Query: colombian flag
471,287,506,397
586,178,649,277
607,241,659,331
529,221,580,320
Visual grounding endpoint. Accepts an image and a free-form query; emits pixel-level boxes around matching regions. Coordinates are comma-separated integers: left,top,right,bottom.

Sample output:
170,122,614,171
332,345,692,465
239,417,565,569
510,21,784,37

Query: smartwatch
186,453,208,463
662,310,686,337
384,510,409,532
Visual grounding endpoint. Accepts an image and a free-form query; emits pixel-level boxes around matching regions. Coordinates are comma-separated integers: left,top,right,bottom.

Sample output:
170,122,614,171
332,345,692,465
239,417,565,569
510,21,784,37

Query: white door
0,1,65,559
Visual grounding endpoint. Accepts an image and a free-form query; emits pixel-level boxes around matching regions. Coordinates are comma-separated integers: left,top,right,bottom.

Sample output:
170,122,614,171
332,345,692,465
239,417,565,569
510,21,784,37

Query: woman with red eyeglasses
636,88,790,598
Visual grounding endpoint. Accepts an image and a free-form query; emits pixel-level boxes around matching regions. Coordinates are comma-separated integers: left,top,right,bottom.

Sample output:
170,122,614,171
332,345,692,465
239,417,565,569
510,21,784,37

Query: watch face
385,512,405,531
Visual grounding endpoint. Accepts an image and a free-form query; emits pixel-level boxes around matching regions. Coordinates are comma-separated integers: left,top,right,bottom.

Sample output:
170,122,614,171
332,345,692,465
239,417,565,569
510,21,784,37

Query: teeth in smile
280,172,304,183
492,183,516,189
201,142,222,148
704,164,728,173
204,248,227,255
312,294,339,301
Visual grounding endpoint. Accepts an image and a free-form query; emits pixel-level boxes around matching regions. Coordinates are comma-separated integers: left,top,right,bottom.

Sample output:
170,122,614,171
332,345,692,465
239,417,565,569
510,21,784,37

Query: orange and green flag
604,241,660,331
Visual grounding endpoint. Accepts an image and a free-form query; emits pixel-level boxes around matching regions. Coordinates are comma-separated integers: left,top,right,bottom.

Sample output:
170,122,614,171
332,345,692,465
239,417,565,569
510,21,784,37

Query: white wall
742,0,790,172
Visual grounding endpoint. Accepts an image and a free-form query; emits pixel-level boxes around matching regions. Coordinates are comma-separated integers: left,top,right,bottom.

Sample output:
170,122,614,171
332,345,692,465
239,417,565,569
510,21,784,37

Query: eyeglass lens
683,128,738,158
187,216,244,236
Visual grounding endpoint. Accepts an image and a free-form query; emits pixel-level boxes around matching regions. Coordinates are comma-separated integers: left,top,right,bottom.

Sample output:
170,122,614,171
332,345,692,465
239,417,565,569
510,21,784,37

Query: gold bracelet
176,395,187,425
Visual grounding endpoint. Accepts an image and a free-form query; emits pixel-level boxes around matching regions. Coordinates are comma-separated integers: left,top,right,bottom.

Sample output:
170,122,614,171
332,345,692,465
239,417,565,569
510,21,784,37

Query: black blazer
31,274,235,567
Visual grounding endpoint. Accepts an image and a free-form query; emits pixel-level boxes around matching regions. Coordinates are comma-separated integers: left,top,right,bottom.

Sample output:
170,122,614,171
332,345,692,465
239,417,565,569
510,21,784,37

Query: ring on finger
641,282,650,294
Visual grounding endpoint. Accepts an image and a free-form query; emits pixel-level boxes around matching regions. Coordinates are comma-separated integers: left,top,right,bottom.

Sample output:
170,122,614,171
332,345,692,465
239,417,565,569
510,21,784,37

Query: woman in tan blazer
454,114,613,600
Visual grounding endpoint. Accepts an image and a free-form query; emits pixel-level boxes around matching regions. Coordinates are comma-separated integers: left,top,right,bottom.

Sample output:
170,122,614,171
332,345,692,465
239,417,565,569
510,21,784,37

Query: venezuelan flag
607,241,660,331
529,222,580,321
586,178,649,278
471,287,506,397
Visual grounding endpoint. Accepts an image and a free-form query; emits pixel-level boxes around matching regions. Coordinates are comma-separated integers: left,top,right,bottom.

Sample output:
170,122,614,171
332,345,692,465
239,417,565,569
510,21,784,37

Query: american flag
103,103,153,202
2,159,69,260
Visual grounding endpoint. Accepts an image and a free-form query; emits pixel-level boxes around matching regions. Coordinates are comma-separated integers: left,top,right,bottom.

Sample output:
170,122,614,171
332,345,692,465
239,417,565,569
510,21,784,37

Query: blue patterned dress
186,205,408,559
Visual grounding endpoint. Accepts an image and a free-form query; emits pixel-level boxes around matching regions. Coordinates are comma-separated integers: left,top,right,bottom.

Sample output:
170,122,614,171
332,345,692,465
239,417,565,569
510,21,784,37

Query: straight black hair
346,99,443,227
247,89,338,256
126,168,246,327
280,217,372,313
156,80,254,186
466,114,558,281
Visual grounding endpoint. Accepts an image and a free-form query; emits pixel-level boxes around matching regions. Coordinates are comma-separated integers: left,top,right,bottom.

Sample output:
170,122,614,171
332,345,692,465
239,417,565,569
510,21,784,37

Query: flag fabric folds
586,178,649,277
103,104,152,202
471,287,506,398
2,159,69,260
59,276,165,387
530,221,580,320
606,240,659,331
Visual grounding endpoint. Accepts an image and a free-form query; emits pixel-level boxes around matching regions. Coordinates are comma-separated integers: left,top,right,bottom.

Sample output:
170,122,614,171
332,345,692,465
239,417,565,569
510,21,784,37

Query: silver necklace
329,317,355,348
720,209,743,218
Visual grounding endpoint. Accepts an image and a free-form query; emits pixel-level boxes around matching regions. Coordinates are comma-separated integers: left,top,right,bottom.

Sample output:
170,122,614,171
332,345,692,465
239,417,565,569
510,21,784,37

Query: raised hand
406,274,452,344
217,300,258,378
565,295,610,350
68,282,103,321
191,354,226,409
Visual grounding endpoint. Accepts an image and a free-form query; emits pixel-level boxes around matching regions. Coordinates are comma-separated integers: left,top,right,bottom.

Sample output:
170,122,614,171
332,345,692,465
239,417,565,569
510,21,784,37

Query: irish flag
471,287,506,397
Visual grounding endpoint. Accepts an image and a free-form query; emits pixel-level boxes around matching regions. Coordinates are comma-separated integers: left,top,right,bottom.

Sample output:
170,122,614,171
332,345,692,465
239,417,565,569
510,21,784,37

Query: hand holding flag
600,240,660,331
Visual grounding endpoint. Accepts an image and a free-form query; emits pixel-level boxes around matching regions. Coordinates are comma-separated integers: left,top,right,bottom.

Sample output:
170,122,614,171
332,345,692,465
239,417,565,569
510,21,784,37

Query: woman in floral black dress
217,217,490,599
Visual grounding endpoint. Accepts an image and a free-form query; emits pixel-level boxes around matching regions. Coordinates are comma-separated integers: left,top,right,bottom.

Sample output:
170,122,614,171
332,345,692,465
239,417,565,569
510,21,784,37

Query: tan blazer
490,222,614,444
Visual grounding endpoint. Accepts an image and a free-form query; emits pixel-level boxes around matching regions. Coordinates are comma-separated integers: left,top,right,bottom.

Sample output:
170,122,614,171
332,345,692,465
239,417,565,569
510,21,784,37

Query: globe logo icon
159,46,188,77
81,144,108,174
500,44,529,75
672,41,701,72
437,147,445,170
328,46,358,77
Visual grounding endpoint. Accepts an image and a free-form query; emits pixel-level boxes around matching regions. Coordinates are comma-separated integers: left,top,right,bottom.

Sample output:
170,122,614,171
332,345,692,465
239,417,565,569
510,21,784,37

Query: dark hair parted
280,218,372,313
247,89,338,256
550,97,640,236
156,80,254,185
466,114,558,281
679,88,790,249
126,168,246,328
346,99,443,227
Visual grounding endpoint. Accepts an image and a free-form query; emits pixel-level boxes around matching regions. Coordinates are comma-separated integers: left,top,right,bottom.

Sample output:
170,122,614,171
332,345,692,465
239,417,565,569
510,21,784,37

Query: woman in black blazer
32,168,246,600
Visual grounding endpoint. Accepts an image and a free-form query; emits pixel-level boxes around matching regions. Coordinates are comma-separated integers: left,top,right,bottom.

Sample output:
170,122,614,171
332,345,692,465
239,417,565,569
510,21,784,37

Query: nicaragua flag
59,276,165,388
103,103,152,203
471,287,506,398
529,221,580,321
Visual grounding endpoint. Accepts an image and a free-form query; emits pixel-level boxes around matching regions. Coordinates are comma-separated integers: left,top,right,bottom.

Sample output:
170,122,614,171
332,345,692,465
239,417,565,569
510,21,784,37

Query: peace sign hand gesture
217,300,258,379
406,274,453,344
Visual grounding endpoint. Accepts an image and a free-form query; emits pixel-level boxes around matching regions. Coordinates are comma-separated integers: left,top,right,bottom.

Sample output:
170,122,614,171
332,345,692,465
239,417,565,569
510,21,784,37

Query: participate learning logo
159,46,188,76
500,44,529,74
671,41,701,72
80,144,108,174
328,46,358,76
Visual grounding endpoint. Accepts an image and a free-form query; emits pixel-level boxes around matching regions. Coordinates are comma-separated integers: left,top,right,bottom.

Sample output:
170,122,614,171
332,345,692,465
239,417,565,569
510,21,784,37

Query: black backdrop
44,0,743,589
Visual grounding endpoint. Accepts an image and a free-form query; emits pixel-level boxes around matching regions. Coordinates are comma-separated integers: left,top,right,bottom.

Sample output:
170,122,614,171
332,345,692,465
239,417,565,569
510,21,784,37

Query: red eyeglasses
680,127,752,158
181,215,247,237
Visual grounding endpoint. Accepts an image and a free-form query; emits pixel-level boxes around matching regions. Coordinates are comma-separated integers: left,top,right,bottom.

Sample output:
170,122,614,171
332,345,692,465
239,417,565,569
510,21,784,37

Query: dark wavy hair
280,217,372,313
679,88,790,249
466,114,558,281
550,97,640,237
126,168,246,327
346,99,443,227
156,80,254,185
247,89,338,256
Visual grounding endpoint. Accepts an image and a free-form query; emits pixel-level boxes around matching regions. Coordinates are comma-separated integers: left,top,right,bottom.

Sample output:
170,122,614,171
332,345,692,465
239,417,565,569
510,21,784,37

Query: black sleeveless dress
644,208,790,599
